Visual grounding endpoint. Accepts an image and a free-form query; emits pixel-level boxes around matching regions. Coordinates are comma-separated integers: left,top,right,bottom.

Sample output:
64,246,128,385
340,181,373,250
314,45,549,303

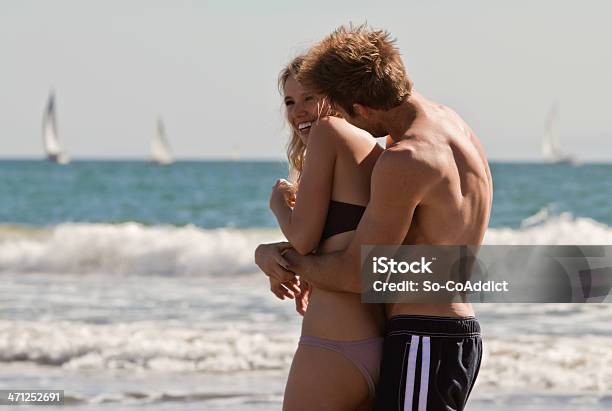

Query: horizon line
1,156,611,164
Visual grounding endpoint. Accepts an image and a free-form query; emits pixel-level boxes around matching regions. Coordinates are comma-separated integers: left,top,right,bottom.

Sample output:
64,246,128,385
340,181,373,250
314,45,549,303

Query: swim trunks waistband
386,315,480,338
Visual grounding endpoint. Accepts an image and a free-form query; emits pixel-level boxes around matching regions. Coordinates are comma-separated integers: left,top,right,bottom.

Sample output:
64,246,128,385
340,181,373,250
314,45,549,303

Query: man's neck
383,92,422,143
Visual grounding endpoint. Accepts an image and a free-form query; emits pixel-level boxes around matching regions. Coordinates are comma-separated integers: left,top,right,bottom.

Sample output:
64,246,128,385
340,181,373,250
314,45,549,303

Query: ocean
1,160,612,410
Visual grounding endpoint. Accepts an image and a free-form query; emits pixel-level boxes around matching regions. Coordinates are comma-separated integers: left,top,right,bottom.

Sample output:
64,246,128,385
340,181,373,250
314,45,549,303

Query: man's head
298,24,412,137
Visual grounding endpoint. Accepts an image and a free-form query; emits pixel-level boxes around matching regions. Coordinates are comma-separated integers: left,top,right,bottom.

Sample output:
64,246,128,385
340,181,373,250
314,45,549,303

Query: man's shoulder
374,141,443,194
379,139,443,176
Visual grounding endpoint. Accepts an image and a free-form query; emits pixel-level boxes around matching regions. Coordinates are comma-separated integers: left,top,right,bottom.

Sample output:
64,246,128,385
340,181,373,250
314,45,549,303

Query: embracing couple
255,24,492,411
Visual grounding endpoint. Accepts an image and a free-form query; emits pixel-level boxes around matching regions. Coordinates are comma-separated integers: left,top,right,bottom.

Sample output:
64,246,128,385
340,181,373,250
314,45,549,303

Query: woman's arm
270,119,338,255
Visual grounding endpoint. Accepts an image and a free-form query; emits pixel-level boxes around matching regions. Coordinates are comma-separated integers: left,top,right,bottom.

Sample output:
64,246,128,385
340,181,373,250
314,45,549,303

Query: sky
1,0,611,161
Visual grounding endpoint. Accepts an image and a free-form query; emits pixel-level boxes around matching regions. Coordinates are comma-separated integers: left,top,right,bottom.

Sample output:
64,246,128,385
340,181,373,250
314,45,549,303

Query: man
256,25,492,411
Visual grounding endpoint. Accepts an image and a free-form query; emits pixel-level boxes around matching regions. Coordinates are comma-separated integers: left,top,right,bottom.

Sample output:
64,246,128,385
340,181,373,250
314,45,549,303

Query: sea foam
1,214,611,276
0,320,296,372
0,223,283,276
1,320,610,395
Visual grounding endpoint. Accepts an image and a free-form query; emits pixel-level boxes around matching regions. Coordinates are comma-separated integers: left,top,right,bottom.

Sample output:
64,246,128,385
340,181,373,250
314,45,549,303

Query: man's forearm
285,249,361,293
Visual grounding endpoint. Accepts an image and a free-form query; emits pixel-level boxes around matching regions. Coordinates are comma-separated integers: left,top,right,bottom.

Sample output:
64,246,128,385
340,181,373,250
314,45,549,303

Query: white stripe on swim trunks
418,336,431,411
403,335,419,411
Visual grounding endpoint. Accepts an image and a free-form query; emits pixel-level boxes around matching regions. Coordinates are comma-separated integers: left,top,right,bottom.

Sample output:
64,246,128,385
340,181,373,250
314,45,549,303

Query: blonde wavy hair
278,56,307,183
279,55,340,183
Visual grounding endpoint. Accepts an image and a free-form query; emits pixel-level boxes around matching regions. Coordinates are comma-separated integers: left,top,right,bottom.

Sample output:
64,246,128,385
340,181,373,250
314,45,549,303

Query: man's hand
269,275,301,300
254,242,296,282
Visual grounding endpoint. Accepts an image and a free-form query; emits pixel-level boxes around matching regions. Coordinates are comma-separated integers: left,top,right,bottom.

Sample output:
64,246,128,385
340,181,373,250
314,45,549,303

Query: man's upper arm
341,149,440,282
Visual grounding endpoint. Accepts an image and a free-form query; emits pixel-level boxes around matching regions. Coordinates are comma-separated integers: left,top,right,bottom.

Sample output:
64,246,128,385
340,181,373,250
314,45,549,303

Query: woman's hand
269,275,310,317
269,275,301,300
294,279,311,316
269,179,297,210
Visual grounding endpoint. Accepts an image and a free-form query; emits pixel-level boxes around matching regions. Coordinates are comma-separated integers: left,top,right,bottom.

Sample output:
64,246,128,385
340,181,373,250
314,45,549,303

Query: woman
269,56,385,411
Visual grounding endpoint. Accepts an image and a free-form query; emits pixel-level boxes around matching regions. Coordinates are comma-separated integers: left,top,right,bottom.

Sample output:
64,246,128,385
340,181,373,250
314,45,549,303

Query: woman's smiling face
283,75,319,144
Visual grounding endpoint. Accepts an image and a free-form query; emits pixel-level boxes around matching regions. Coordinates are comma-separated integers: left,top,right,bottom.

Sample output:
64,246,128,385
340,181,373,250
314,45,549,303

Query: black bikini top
321,200,367,242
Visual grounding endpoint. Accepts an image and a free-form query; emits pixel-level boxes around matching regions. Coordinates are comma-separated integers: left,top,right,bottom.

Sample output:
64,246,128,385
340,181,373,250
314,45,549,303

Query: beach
1,160,612,409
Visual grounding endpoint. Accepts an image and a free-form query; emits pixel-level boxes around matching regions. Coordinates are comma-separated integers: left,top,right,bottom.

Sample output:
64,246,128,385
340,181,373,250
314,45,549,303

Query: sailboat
230,144,241,161
151,116,174,165
542,102,576,165
42,92,70,164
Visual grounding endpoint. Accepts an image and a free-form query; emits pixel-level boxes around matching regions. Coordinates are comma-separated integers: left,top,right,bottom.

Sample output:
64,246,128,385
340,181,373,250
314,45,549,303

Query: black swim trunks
374,315,482,411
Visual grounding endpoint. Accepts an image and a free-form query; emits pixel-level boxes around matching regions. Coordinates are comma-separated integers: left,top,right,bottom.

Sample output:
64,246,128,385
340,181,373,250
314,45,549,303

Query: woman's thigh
283,344,372,411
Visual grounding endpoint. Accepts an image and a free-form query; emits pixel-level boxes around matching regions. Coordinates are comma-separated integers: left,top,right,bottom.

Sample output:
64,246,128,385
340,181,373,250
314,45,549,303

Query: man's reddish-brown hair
298,24,412,116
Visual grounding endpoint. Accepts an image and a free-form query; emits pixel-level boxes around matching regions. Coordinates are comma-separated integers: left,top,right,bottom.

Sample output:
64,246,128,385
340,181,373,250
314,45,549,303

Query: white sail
542,102,575,165
42,93,69,164
230,144,241,161
151,117,174,165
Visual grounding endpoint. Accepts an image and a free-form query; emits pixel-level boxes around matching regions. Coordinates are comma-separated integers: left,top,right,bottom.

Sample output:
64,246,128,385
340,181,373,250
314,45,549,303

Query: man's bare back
385,92,493,317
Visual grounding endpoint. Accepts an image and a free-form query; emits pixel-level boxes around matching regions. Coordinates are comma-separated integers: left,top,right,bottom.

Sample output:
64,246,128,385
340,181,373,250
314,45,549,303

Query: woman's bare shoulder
310,116,376,146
